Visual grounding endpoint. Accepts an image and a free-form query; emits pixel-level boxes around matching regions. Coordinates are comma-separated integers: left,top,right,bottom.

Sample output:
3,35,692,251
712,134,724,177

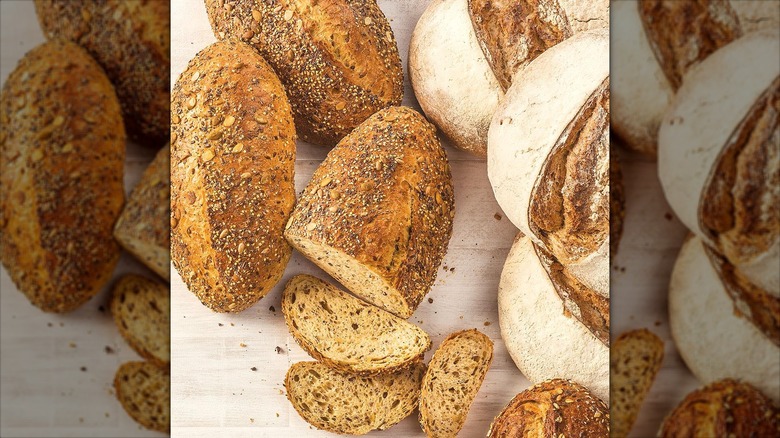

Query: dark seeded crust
110,274,170,367
282,274,430,375
659,379,779,437
639,0,741,90
114,144,171,281
35,0,170,146
468,0,571,91
0,40,125,313
487,379,609,438
170,40,296,313
114,361,170,433
204,0,403,147
610,144,625,258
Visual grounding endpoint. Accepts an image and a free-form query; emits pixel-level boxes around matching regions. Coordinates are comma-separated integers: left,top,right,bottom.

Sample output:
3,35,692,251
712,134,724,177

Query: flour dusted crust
731,0,780,33
557,0,608,32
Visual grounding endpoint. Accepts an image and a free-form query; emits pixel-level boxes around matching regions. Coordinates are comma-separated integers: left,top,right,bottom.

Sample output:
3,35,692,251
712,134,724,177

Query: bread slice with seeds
282,274,430,375
285,360,426,435
114,361,169,434
419,329,493,437
111,274,170,367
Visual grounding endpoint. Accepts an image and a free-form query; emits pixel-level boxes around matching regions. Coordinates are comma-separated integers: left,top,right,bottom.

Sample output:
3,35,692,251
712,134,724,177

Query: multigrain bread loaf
35,0,170,146
0,40,125,313
659,379,779,437
486,379,609,438
110,274,170,367
284,106,453,319
282,274,430,375
170,39,296,313
204,0,402,147
610,329,664,438
285,361,426,435
418,329,493,438
114,361,170,433
114,144,170,281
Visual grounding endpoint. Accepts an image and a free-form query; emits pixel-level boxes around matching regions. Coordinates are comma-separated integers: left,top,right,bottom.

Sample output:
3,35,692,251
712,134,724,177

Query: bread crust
0,39,125,313
170,39,296,313
110,274,170,367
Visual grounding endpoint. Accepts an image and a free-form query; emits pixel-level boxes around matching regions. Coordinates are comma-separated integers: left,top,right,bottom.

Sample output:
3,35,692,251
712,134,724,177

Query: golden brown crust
487,379,609,438
205,0,403,147
610,144,625,258
170,39,296,313
468,0,571,91
659,379,779,438
110,274,170,367
0,39,125,313
34,0,170,146
114,361,170,433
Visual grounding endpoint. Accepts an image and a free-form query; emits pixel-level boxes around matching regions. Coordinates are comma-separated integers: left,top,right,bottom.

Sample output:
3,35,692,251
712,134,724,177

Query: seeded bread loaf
114,361,170,433
35,0,170,146
114,143,170,281
487,379,609,437
0,40,125,313
418,329,493,438
110,274,170,367
204,0,402,147
284,106,453,319
170,39,296,313
282,274,430,375
285,360,426,435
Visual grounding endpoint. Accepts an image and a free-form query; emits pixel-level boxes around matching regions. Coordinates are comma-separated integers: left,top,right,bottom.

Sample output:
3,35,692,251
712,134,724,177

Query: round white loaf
669,236,779,402
498,234,609,403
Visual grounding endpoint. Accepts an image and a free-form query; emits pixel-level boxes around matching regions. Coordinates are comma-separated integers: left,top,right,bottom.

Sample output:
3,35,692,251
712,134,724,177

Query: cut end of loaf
114,361,170,433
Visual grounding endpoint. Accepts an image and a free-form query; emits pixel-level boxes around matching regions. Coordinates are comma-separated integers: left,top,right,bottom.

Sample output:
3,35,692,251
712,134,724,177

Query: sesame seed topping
283,9,293,21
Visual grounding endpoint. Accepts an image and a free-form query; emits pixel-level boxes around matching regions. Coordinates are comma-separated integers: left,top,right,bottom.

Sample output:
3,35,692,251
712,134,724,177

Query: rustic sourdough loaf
285,360,426,435
114,361,170,433
0,40,125,313
110,274,170,367
204,0,402,147
282,274,430,375
35,0,170,146
418,329,493,438
284,106,453,319
170,39,296,313
114,143,170,281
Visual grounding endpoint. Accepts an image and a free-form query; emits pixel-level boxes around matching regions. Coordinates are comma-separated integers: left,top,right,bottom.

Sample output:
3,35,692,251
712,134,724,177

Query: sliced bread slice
419,329,494,437
110,274,170,367
114,361,170,433
282,274,430,374
285,360,426,435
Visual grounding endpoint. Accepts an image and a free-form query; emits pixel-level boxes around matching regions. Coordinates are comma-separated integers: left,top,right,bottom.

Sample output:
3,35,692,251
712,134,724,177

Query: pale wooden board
0,2,165,437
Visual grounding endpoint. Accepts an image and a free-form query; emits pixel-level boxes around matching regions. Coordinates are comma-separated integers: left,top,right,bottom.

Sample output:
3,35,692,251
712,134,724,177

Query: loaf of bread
110,274,170,367
659,30,779,296
487,379,609,437
285,106,453,319
114,361,170,433
659,379,779,437
282,274,430,375
498,234,609,403
204,0,402,147
610,144,626,257
35,0,170,146
170,39,296,313
418,329,493,438
114,143,170,281
0,39,125,313
285,361,426,435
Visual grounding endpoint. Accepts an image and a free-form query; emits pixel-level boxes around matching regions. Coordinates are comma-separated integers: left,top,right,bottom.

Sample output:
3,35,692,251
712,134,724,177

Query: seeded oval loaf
0,39,125,313
284,106,453,319
487,379,609,438
418,329,493,438
114,361,170,434
285,360,426,435
204,0,402,147
114,143,170,281
35,0,170,146
669,236,779,402
110,274,170,367
170,39,296,313
658,379,779,437
498,234,609,403
659,30,780,296
282,274,430,375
